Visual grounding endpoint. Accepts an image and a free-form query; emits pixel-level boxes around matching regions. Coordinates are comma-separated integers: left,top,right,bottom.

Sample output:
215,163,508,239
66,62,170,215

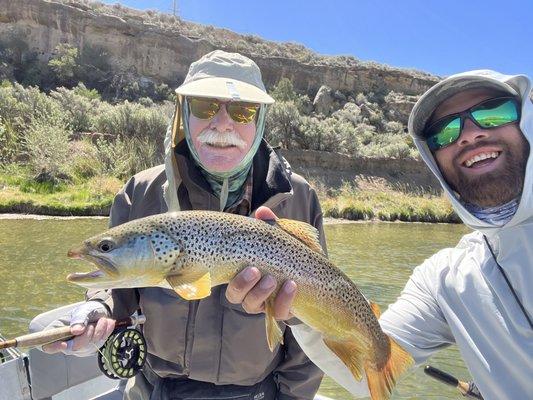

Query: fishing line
483,236,533,329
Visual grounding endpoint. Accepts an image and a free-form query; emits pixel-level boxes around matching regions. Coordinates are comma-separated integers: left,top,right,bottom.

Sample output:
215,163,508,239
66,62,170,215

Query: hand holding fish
226,266,297,319
226,205,297,320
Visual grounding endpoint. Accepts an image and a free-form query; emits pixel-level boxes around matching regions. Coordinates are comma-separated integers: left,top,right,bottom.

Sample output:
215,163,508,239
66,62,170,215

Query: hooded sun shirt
286,71,533,400
380,70,533,400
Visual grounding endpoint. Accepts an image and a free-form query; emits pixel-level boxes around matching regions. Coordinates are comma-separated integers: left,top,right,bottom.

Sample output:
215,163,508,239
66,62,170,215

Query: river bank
0,170,458,223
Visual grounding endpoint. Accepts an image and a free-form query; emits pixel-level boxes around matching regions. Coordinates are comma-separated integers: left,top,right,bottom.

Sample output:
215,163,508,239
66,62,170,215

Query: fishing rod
0,314,145,350
424,365,483,399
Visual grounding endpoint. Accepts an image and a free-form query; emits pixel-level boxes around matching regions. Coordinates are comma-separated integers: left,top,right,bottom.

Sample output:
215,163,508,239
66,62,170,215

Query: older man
252,70,532,400
42,50,325,400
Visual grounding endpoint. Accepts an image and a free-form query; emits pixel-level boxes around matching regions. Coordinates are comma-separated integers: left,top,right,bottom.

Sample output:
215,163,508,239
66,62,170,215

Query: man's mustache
197,129,246,149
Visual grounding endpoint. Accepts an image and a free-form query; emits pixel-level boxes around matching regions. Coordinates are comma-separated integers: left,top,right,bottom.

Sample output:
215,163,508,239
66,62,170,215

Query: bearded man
247,70,532,400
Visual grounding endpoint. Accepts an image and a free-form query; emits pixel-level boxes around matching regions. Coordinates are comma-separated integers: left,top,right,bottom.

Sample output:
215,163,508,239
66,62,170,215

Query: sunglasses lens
426,117,461,151
189,98,259,124
471,98,518,128
189,98,219,120
227,102,259,124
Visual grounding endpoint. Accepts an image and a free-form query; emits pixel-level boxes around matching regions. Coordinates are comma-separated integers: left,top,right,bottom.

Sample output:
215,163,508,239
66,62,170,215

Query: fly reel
98,328,147,379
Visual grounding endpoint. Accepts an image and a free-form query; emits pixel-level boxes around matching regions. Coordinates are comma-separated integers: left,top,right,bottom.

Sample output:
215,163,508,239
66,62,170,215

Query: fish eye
98,240,115,252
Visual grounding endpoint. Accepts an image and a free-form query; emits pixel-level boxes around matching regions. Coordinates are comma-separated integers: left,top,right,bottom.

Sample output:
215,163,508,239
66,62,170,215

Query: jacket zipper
182,300,199,374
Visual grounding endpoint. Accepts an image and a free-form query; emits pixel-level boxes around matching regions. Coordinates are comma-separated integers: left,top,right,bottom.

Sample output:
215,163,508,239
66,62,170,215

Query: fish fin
370,302,381,318
364,337,414,400
275,219,325,255
264,298,284,352
166,272,212,300
323,336,368,381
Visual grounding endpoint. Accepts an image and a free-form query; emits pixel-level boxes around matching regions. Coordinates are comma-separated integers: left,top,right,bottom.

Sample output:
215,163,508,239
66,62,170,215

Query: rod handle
8,326,73,349
0,316,142,350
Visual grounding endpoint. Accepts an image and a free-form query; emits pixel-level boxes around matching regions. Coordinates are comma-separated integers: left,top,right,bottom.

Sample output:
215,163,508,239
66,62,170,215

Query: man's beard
445,140,529,208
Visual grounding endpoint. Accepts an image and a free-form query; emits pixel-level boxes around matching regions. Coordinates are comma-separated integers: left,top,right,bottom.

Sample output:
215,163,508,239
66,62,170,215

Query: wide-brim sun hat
175,50,274,104
409,69,519,139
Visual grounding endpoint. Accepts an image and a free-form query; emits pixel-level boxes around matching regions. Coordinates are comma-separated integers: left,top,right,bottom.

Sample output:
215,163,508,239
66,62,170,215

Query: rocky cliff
281,149,441,192
0,0,439,98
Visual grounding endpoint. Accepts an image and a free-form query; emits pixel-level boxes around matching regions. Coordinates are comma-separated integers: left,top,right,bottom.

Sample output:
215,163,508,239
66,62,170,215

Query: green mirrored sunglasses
424,97,520,151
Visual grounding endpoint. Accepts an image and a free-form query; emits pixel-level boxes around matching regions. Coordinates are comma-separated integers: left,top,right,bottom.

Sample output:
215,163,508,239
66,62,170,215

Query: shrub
385,121,405,134
48,44,79,87
332,102,361,124
0,83,67,160
355,93,367,105
50,84,101,133
0,83,64,128
270,78,311,114
296,116,360,153
0,117,20,164
357,133,412,159
73,82,101,100
271,78,300,103
265,100,301,149
94,101,168,147
68,140,103,179
96,136,162,179
24,116,71,181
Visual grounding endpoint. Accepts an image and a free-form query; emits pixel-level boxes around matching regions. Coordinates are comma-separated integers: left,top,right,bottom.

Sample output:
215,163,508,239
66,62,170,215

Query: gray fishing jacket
291,71,533,400
89,139,325,399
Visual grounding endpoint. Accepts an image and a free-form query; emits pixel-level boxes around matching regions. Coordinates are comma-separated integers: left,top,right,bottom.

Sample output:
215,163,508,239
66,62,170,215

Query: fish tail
323,333,369,381
364,337,414,400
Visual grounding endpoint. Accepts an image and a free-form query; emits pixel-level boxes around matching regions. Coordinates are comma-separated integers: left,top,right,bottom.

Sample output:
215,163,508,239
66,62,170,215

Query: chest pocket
217,286,283,381
138,287,192,364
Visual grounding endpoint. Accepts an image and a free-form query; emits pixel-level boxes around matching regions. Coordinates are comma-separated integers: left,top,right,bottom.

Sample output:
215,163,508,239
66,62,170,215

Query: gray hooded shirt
291,71,533,400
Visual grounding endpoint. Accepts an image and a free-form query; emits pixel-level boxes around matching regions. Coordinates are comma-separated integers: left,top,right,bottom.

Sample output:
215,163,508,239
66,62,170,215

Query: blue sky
102,0,532,78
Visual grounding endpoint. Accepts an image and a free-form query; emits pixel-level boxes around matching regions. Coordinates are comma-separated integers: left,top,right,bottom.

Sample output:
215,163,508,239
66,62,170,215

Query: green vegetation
0,81,173,180
313,181,459,223
0,80,453,220
0,35,173,102
265,79,419,158
0,80,173,214
0,164,457,222
0,165,122,215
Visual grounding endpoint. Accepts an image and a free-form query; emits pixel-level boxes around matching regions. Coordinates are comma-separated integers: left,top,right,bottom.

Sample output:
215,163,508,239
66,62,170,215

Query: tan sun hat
175,50,274,104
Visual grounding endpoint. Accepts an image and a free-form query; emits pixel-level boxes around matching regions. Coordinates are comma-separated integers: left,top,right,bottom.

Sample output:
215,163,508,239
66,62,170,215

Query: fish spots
95,210,376,329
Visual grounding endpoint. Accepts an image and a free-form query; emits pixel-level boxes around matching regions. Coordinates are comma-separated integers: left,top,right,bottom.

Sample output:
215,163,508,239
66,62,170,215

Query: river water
0,218,471,399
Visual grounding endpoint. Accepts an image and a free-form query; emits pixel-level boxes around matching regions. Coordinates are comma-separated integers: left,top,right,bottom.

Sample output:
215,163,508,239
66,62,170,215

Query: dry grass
312,180,458,223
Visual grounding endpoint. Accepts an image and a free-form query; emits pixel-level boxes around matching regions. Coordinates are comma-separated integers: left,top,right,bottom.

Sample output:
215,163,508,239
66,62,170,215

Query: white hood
408,70,533,236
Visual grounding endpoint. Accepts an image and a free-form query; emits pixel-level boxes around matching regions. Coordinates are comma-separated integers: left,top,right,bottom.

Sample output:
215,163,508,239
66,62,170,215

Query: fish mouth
67,247,119,283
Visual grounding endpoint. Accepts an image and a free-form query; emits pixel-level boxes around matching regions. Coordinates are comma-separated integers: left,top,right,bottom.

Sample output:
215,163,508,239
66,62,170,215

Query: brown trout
67,211,412,399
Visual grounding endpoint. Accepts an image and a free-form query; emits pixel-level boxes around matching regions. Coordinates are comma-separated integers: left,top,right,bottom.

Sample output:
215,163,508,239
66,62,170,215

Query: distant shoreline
0,213,108,220
0,214,459,226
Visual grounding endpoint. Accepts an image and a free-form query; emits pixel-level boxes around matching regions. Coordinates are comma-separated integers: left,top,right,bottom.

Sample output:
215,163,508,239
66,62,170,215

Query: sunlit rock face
0,0,438,97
